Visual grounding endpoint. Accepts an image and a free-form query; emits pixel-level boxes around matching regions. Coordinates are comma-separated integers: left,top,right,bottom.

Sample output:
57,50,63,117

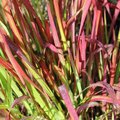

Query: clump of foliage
0,0,120,120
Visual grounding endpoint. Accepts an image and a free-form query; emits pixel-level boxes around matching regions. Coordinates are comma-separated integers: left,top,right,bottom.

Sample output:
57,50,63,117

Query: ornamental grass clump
0,0,120,120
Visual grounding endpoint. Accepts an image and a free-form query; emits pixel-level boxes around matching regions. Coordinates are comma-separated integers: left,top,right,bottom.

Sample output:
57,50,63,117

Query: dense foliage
0,0,120,120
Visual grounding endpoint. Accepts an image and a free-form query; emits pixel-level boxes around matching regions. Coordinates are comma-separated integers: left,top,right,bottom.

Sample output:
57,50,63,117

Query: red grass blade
47,3,65,66
79,0,91,35
59,84,79,120
12,0,30,45
11,95,29,108
45,43,59,54
31,21,44,47
0,28,25,85
78,31,86,71
104,0,112,19
39,60,59,93
21,0,47,41
0,57,19,79
53,0,68,52
91,95,120,106
77,102,99,115
2,0,25,49
70,0,78,59
91,1,102,40
0,28,43,94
